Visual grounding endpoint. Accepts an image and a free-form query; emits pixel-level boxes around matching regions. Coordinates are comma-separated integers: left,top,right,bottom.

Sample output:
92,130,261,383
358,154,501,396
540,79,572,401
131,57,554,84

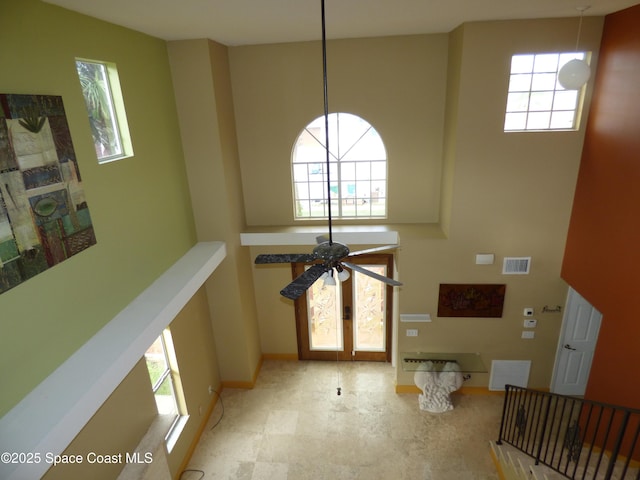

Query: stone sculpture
413,361,464,413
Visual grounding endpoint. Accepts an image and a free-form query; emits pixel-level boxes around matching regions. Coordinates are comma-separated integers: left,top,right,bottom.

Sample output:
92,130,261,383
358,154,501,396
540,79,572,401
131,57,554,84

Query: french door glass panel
307,273,343,351
306,264,387,353
353,265,386,352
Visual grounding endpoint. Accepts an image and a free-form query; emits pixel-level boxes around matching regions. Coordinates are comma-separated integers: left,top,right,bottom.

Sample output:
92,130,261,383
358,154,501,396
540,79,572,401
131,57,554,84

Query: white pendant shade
337,268,350,282
558,58,591,90
323,270,336,286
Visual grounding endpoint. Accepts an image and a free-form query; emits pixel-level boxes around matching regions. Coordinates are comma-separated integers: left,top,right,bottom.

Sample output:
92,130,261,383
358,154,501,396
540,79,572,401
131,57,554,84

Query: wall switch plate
475,253,495,265
406,329,418,337
524,307,534,317
521,331,535,339
524,319,537,328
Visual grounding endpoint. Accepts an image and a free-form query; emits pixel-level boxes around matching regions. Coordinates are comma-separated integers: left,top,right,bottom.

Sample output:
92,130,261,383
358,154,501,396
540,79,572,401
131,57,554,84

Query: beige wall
42,288,220,480
167,39,262,384
230,35,449,226
42,359,157,480
163,288,221,475
237,17,604,389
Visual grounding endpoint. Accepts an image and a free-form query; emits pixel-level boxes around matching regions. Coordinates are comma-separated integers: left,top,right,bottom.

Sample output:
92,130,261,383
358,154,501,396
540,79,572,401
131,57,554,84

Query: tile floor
181,360,503,480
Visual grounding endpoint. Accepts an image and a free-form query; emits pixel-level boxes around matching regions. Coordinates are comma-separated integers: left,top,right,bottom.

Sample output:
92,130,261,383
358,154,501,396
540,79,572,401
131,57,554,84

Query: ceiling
44,0,639,46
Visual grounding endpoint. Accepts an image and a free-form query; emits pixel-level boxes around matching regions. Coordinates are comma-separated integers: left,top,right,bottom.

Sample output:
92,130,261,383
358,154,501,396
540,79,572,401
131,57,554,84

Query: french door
293,254,393,362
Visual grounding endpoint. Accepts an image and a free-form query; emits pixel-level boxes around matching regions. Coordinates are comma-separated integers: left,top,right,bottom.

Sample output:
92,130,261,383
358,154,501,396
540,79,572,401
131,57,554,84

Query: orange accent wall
561,4,640,409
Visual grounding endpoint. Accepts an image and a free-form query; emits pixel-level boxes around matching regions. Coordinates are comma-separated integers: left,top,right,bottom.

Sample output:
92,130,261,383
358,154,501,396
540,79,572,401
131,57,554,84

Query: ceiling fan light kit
254,0,402,300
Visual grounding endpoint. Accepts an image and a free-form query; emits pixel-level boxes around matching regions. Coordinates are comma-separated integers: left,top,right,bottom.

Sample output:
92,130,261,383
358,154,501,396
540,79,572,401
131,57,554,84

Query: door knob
564,344,577,351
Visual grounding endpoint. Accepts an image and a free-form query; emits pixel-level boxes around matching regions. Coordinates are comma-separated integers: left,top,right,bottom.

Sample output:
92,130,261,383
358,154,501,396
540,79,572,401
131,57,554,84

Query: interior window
292,112,387,219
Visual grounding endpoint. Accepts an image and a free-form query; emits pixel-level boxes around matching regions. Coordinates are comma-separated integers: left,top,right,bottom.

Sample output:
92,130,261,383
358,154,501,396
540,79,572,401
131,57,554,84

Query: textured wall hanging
0,94,96,294
437,283,506,317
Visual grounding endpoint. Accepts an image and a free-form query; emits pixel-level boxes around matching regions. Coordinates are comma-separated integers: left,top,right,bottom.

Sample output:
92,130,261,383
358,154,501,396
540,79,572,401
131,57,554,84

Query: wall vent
502,257,531,274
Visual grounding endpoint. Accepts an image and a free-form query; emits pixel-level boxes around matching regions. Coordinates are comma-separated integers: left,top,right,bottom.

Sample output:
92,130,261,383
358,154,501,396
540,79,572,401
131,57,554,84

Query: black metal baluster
497,384,511,445
535,393,553,466
604,410,630,479
543,395,560,466
619,415,640,479
526,391,542,455
495,386,640,480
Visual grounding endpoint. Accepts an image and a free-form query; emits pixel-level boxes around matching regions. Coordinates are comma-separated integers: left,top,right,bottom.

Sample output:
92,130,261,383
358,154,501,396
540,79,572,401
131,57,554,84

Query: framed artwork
438,283,506,318
0,94,96,294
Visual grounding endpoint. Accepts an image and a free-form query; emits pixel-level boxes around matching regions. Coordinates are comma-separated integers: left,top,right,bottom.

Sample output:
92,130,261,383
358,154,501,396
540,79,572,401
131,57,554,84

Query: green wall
0,0,197,416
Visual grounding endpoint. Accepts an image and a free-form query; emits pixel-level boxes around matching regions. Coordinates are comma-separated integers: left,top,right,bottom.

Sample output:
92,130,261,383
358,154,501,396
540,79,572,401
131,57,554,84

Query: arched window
292,112,387,219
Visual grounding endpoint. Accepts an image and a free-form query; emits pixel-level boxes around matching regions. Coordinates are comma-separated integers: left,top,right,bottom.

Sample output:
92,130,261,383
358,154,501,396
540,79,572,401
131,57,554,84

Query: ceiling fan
254,0,402,301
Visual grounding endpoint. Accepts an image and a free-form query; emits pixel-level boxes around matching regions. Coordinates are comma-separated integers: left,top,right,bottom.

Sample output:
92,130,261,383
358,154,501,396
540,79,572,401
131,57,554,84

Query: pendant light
557,6,591,90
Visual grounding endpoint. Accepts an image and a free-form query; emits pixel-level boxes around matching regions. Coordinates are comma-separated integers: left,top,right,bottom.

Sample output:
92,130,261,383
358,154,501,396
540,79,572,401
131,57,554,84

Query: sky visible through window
504,52,588,131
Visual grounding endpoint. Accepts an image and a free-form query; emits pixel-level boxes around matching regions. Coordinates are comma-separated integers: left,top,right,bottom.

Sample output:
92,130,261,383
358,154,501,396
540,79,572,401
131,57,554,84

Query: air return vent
489,360,531,391
502,257,531,275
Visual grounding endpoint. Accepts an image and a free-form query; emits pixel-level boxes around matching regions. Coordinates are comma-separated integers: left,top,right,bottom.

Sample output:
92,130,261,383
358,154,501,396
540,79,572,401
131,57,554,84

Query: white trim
165,414,189,454
240,228,398,246
400,314,432,323
0,242,226,480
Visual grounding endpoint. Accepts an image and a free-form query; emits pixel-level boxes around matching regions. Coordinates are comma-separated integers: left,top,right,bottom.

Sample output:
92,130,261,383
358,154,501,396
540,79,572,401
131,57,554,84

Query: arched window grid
292,112,387,220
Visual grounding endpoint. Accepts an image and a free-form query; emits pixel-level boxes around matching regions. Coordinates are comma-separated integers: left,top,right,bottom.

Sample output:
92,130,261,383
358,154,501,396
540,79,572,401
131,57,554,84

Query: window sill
165,415,189,454
240,223,446,246
240,225,399,246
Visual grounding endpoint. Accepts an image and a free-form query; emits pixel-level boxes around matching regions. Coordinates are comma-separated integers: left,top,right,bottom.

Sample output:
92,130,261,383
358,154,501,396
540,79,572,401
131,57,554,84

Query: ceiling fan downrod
321,0,333,245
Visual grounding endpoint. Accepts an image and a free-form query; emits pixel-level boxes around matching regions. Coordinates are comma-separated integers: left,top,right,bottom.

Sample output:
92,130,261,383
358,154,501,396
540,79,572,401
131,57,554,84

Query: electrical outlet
406,329,418,337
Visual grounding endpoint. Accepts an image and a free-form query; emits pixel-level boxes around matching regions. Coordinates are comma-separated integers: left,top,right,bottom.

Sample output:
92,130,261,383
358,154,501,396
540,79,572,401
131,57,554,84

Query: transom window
75,58,133,163
504,52,589,132
292,112,387,219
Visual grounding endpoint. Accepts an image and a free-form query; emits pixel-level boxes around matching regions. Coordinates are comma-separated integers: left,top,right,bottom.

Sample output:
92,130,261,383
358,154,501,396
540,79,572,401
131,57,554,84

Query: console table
401,352,487,372
401,352,487,413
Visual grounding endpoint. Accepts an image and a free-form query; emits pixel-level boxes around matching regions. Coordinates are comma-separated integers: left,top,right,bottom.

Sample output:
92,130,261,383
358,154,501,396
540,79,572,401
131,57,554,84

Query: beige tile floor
181,360,503,480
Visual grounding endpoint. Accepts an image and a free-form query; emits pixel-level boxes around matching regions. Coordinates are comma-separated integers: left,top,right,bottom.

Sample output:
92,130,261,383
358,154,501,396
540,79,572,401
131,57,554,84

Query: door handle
564,344,577,351
343,306,351,320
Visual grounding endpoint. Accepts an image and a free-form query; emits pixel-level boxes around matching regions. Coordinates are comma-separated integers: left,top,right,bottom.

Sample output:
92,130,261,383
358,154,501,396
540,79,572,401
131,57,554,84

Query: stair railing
497,384,640,479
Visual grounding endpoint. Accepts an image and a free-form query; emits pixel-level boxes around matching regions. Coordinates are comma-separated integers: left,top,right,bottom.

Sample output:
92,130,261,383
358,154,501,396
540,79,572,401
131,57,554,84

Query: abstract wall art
437,283,506,318
0,94,96,294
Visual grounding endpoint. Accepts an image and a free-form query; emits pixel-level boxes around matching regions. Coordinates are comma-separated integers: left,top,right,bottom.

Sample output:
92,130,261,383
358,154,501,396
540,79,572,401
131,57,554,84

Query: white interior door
551,287,602,396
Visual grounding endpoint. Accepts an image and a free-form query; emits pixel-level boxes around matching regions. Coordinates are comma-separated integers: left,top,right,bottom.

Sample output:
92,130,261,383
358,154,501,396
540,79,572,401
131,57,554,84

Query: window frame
75,58,133,163
504,51,590,132
144,328,188,452
291,112,388,220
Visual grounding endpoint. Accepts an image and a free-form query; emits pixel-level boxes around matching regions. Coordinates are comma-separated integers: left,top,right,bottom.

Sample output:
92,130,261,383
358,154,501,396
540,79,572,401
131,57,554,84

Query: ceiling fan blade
315,235,329,244
348,245,399,256
280,264,327,300
342,261,403,287
255,253,317,264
